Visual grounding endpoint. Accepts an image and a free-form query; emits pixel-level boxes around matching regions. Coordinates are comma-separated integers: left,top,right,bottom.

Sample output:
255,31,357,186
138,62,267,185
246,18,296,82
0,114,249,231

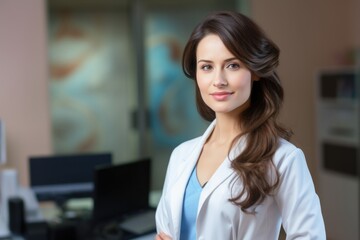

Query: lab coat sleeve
275,148,326,239
155,149,177,237
156,193,171,235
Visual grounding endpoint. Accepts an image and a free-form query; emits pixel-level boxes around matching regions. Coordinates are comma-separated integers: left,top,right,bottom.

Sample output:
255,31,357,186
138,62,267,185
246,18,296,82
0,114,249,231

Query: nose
213,70,228,87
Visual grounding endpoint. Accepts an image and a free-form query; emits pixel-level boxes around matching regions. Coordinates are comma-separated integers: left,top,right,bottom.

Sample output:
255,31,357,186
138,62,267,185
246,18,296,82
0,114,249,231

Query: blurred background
0,0,359,239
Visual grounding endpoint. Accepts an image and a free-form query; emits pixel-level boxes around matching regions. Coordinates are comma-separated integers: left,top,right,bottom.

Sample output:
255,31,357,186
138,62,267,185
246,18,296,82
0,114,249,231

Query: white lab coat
156,121,326,240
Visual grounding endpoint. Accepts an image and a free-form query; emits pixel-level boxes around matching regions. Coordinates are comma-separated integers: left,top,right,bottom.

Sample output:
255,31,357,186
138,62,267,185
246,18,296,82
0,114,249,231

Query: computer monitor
29,153,112,206
92,158,151,224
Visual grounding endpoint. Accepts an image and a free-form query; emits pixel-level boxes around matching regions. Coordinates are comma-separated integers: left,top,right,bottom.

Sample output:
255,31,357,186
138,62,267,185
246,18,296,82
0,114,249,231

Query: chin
212,107,237,114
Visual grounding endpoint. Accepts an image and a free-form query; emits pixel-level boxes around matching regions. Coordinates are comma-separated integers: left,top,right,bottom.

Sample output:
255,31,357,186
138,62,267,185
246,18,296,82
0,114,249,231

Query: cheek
196,75,209,93
238,72,253,89
231,75,252,92
243,80,253,94
243,82,253,99
196,79,211,105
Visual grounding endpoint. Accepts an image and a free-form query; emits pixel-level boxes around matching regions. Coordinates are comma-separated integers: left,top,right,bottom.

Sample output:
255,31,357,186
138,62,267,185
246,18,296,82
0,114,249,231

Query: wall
349,0,360,47
250,1,359,239
250,0,357,181
0,0,52,186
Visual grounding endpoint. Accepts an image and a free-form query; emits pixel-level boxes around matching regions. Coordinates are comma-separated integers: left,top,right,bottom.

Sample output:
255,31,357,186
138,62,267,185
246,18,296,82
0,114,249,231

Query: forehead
196,34,235,60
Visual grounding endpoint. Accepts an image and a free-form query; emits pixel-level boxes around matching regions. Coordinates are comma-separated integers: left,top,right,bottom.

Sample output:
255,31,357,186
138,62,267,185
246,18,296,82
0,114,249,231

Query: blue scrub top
180,167,203,240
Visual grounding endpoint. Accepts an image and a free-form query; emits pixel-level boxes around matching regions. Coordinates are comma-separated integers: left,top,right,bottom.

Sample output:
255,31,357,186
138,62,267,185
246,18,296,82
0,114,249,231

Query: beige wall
0,0,52,186
250,2,359,238
349,0,360,46
251,0,358,182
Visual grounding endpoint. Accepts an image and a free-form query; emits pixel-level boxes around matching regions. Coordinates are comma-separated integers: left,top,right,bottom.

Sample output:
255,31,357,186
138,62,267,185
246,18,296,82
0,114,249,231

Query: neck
208,114,242,147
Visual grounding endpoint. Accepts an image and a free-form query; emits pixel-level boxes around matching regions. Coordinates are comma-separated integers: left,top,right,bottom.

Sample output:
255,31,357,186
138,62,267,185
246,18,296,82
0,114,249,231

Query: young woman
155,11,326,240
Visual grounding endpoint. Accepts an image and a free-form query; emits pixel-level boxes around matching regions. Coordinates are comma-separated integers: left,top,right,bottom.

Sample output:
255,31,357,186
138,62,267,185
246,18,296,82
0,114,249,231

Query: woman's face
196,34,256,116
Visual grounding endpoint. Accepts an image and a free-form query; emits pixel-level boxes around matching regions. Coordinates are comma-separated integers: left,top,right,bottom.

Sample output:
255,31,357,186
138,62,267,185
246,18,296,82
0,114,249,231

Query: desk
0,216,155,240
0,190,161,240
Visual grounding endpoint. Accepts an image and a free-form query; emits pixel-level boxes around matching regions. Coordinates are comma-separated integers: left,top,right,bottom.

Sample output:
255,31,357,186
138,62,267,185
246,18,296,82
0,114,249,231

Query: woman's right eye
200,64,212,71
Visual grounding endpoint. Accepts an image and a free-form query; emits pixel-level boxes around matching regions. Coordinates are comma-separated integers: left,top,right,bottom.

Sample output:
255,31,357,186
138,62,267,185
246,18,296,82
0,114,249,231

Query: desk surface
0,190,162,239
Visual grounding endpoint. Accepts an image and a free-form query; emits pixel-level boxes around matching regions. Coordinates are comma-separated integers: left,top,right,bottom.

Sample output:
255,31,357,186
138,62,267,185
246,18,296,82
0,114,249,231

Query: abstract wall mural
48,10,137,162
145,10,208,149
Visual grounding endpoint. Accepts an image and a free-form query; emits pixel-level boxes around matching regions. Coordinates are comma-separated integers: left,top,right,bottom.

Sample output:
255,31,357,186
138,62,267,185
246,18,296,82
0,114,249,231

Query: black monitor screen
29,153,112,204
92,158,151,223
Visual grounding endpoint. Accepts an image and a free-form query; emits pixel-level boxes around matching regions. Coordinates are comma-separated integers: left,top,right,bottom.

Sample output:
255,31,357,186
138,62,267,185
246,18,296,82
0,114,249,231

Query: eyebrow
197,57,239,64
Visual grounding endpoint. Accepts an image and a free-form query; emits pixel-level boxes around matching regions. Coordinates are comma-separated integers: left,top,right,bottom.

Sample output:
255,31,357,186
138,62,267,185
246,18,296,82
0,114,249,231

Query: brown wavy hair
182,11,293,212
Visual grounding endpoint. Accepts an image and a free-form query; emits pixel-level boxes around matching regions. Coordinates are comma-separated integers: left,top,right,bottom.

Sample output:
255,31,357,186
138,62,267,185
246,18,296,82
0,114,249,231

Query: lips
210,91,233,101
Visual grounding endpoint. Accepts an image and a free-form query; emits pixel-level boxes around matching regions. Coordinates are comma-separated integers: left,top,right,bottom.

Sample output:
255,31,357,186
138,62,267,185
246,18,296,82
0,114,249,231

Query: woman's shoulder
277,138,299,153
273,138,306,168
171,136,202,156
165,136,202,173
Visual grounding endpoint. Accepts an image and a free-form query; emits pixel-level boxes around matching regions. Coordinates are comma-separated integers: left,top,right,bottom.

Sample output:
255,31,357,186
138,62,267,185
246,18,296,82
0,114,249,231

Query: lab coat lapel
168,121,216,238
197,136,245,214
197,158,234,213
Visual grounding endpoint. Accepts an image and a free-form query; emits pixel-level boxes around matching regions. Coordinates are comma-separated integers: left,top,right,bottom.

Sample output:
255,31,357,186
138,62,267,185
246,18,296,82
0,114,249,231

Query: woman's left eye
227,63,240,69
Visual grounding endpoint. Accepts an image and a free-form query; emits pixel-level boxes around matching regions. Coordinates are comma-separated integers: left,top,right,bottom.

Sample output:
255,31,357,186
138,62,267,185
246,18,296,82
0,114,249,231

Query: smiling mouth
210,92,233,96
210,92,233,100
